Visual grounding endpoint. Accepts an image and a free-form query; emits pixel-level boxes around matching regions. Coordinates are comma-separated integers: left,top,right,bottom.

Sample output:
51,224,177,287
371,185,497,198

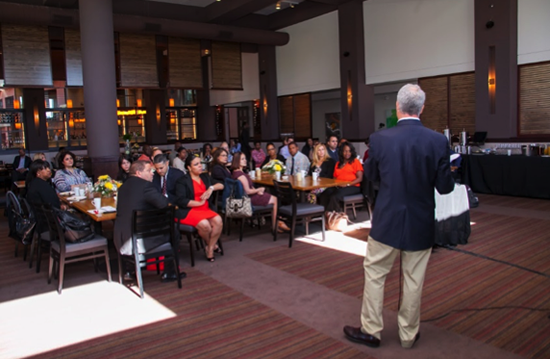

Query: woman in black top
261,142,286,168
116,154,133,183
210,148,231,185
302,137,314,159
308,143,335,178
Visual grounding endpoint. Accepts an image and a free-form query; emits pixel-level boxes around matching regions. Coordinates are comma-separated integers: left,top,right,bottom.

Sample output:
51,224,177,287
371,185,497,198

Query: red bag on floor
146,257,165,271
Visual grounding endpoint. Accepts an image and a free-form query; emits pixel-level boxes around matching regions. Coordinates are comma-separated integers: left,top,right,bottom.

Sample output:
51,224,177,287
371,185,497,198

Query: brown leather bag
325,211,349,232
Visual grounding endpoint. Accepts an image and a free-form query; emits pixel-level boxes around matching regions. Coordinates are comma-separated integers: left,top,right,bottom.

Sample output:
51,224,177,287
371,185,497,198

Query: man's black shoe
160,271,187,283
123,271,136,282
343,326,381,348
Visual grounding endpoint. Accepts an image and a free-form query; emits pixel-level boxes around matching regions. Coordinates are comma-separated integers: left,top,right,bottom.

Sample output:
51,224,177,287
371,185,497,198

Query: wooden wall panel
418,77,448,133
65,29,83,86
519,62,550,135
1,24,52,86
449,73,476,134
279,96,294,134
119,33,158,87
294,93,311,138
211,42,242,90
168,37,202,89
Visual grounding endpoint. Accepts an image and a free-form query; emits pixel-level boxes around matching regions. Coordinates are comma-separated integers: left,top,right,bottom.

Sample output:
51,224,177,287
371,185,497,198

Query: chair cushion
178,223,197,233
343,194,364,203
280,203,324,217
51,235,108,254
253,204,274,212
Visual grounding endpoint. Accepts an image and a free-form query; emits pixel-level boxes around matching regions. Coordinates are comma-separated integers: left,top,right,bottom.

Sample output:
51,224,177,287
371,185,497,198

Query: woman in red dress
231,152,289,233
174,155,224,261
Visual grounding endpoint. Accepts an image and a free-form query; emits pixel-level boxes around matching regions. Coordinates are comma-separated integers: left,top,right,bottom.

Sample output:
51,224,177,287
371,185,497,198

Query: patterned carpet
247,204,550,358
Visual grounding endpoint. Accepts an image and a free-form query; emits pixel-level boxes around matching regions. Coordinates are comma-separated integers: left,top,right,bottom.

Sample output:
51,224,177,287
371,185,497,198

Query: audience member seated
326,135,339,162
137,144,153,163
251,141,266,169
279,136,292,159
172,147,188,173
152,154,184,202
116,154,133,183
218,141,232,164
32,152,53,169
229,139,241,157
12,148,31,183
210,148,231,185
306,143,335,204
231,152,286,233
52,147,65,169
285,142,310,176
168,141,182,165
202,143,213,162
318,141,363,212
114,160,186,282
52,150,91,193
26,160,68,233
261,142,285,168
174,156,224,262
151,147,163,160
302,137,314,159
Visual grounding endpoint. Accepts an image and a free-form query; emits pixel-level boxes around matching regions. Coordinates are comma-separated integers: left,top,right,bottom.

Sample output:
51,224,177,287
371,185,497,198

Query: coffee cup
249,171,256,179
507,149,512,156
312,172,319,181
93,198,101,210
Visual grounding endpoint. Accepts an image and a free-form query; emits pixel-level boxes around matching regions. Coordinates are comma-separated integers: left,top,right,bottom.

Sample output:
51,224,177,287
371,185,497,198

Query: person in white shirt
172,147,188,174
285,142,310,175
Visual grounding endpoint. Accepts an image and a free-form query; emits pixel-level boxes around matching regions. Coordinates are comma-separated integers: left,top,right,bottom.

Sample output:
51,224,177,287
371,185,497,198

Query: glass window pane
0,111,26,149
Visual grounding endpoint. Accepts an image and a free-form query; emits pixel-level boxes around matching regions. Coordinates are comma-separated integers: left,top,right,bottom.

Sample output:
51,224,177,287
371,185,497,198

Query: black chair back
42,204,67,255
131,206,175,252
273,180,297,212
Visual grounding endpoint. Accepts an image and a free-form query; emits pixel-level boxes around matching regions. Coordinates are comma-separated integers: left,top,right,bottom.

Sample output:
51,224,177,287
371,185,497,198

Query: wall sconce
69,119,75,127
156,104,161,124
137,119,142,125
169,98,175,107
202,49,210,57
14,99,20,109
33,105,40,135
170,117,175,124
14,120,21,130
117,119,121,126
67,99,73,108
117,99,120,107
263,102,268,110
276,1,281,10
136,99,143,107
488,46,496,114
488,78,495,86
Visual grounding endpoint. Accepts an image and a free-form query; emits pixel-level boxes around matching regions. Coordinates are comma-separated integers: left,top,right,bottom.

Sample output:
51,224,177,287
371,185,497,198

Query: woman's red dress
178,178,218,226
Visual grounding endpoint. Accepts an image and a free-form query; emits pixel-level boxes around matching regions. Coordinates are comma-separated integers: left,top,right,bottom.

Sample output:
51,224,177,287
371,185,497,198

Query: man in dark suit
114,160,185,282
152,154,185,203
12,148,32,183
344,84,454,349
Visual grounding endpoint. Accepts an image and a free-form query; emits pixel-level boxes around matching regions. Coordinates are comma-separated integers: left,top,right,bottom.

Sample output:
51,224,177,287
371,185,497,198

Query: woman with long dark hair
116,154,133,183
318,141,363,212
52,150,91,193
210,148,231,185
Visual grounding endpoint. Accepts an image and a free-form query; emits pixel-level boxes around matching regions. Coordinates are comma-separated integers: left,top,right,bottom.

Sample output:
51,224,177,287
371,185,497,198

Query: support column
144,89,167,145
196,41,217,142
338,0,374,141
475,0,518,138
79,0,120,178
22,89,48,152
258,45,280,141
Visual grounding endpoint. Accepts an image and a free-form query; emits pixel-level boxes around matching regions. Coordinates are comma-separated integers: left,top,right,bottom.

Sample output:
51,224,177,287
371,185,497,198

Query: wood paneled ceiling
0,0,355,31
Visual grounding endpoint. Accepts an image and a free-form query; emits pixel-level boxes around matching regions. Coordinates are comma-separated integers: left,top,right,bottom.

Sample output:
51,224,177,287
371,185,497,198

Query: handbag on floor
325,211,349,232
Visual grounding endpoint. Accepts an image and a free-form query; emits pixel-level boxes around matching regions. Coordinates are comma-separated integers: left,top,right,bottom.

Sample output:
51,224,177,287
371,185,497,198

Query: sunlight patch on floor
295,220,371,257
0,281,176,359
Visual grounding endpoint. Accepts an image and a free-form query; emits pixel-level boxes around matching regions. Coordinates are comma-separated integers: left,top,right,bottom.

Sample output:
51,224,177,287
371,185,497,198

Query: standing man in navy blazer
344,84,454,349
152,154,185,203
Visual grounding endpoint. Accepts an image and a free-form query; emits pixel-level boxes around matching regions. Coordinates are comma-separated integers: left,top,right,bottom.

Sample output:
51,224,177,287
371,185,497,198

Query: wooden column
338,0,374,140
475,0,518,139
258,45,280,141
144,89,167,145
22,89,49,152
196,49,217,142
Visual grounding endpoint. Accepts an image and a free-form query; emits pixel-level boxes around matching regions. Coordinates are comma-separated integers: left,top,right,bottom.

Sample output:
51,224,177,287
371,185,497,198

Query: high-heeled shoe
213,246,222,254
205,249,215,262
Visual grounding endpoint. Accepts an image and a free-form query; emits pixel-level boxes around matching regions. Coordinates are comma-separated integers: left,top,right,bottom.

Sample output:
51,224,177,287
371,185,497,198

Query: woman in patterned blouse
53,150,91,193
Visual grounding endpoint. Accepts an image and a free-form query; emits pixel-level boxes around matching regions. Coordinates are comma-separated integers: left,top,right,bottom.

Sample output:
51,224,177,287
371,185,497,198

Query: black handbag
6,197,36,245
14,211,36,245
54,209,95,243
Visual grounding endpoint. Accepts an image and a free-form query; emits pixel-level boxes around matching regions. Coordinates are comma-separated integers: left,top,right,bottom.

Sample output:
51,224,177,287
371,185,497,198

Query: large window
46,110,87,148
166,89,197,141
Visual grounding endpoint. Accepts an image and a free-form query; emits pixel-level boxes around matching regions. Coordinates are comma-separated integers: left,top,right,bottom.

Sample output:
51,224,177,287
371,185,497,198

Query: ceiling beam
205,0,276,24
307,0,340,5
268,1,337,30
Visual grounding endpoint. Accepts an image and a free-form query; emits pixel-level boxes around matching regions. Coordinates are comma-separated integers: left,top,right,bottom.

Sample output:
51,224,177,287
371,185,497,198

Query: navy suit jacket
152,167,185,203
13,155,32,170
364,119,454,251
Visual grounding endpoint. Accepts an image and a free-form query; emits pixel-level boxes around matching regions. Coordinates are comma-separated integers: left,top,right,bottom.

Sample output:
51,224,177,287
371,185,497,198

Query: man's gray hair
397,84,426,116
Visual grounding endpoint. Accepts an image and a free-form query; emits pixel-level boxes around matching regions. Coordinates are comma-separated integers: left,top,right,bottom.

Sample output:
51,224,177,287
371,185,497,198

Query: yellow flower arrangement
262,159,286,175
93,175,121,196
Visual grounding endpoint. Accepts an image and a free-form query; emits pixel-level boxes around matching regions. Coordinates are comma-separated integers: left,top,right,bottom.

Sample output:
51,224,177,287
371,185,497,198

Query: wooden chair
43,205,111,294
118,206,181,298
273,180,325,248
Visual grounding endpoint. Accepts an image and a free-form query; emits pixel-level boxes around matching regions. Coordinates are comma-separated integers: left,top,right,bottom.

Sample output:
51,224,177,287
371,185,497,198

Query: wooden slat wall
418,77,448,132
211,42,242,90
279,96,294,134
65,29,83,86
294,93,311,138
519,62,550,135
168,37,202,88
1,24,52,86
449,73,476,134
119,33,158,87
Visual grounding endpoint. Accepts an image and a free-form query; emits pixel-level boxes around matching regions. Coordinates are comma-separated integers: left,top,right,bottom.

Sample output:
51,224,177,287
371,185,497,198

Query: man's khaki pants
360,236,431,347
